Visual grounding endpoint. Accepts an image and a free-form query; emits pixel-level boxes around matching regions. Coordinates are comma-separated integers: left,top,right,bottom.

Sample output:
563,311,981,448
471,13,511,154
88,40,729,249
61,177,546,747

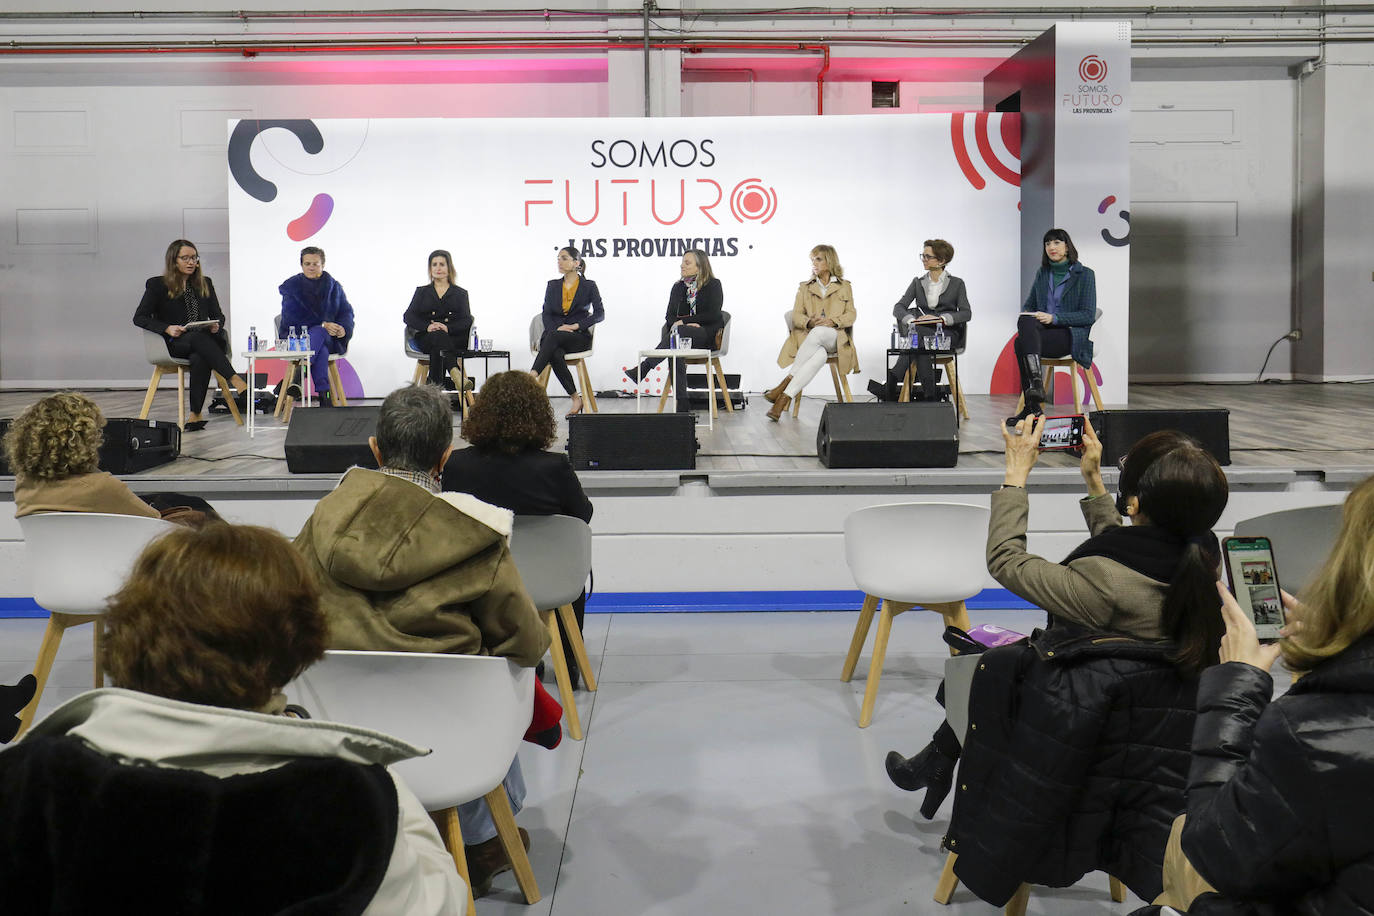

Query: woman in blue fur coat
279,246,355,405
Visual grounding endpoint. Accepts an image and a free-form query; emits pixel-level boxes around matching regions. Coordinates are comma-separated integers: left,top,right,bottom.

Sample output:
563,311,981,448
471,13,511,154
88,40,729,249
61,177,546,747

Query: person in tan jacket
294,382,550,897
763,244,859,420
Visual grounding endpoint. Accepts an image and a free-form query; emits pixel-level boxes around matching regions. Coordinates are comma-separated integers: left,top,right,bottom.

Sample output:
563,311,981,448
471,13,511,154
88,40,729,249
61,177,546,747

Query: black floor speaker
285,407,382,474
683,372,747,410
1090,409,1231,466
568,413,696,470
0,417,181,475
817,402,959,468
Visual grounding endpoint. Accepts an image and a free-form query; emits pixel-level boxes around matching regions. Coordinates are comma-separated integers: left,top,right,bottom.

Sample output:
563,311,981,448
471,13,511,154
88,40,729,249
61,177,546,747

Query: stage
1,381,1369,608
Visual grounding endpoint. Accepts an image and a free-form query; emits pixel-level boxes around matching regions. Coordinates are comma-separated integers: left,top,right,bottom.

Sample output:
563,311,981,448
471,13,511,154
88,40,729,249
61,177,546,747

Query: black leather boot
885,744,958,819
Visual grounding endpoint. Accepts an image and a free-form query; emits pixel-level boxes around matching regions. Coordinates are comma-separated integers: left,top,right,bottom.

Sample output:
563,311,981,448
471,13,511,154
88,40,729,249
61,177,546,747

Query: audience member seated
279,245,355,407
1142,473,1374,915
294,382,550,897
0,523,464,914
887,417,1229,907
443,370,594,688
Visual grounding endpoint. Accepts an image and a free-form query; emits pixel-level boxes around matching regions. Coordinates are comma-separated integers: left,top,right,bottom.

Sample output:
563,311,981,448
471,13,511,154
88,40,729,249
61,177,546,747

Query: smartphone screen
1038,415,1085,451
1222,536,1284,642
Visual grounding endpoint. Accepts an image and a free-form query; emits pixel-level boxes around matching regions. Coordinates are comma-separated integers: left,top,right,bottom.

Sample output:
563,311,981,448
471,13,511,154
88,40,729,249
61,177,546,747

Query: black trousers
413,330,465,387
1013,314,1072,393
532,328,592,396
886,324,942,401
638,324,717,409
166,331,238,413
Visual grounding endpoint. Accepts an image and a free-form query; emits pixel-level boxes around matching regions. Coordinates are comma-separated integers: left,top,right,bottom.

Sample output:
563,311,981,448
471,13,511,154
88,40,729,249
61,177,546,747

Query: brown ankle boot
763,376,792,403
766,392,791,421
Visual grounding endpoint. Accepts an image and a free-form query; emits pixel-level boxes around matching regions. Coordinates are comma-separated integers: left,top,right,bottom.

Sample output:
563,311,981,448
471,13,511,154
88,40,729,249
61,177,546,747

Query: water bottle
890,324,898,349
298,326,310,350
935,324,947,351
247,326,256,352
909,329,919,350
287,326,299,350
471,327,479,351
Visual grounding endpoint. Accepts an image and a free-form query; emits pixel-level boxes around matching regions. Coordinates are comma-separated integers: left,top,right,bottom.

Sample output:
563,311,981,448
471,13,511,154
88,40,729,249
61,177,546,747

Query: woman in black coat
132,239,248,430
532,247,604,417
443,370,593,687
623,248,723,412
1148,474,1374,915
403,249,472,390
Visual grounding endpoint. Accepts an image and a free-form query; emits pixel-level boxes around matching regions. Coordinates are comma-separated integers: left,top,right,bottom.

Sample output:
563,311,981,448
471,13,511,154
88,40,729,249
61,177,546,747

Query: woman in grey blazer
869,238,972,401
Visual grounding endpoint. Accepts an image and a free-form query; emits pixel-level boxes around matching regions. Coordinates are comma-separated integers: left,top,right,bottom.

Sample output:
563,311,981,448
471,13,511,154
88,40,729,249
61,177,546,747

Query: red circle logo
729,179,778,224
1078,55,1108,83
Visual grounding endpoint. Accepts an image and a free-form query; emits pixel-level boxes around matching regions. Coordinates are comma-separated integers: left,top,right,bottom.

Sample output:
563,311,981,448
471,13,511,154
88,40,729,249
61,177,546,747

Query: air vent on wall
871,81,900,109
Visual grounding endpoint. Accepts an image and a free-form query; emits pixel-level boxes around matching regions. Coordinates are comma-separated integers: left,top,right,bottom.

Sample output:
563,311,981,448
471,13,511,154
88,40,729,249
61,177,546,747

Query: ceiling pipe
816,44,831,115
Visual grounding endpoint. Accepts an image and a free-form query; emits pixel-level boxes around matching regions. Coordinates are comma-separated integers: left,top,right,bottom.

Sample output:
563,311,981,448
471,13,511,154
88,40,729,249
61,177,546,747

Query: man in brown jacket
295,382,550,895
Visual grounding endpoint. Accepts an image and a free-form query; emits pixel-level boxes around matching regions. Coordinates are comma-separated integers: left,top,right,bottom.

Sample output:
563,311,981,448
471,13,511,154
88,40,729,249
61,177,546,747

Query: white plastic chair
656,310,736,417
840,502,990,727
137,329,244,430
1235,504,1342,595
780,310,852,417
508,514,597,741
290,650,539,914
15,512,179,737
528,315,597,412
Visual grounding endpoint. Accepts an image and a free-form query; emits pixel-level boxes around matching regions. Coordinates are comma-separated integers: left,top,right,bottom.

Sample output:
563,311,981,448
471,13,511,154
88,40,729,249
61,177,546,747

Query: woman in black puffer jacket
1144,474,1374,916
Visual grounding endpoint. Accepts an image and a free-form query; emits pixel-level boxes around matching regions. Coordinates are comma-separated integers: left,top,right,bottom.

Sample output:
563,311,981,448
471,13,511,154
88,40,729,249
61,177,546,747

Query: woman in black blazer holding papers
403,249,472,390
623,248,723,412
533,246,605,416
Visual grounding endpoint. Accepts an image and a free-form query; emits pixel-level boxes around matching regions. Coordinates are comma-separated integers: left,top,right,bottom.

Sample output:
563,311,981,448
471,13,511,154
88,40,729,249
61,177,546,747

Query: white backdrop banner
227,115,1027,399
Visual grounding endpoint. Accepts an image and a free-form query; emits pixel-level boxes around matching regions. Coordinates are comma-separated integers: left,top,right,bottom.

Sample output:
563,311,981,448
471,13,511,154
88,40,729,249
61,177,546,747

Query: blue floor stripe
0,589,1036,619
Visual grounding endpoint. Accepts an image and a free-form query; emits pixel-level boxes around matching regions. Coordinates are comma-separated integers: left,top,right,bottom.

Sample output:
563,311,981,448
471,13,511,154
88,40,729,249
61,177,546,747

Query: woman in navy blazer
533,246,605,416
1008,228,1098,428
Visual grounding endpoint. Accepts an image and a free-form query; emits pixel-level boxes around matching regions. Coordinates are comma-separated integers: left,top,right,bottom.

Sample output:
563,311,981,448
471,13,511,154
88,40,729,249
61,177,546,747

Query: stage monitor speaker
285,407,381,474
567,413,695,470
1089,409,1231,467
684,372,746,410
817,402,958,468
98,418,182,474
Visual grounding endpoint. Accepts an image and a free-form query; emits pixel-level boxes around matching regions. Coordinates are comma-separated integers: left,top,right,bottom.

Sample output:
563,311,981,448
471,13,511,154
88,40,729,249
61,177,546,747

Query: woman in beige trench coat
762,244,859,420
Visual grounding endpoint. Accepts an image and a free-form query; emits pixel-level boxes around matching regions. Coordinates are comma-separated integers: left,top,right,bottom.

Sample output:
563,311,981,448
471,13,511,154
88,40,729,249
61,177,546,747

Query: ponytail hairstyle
559,246,587,278
1118,430,1230,676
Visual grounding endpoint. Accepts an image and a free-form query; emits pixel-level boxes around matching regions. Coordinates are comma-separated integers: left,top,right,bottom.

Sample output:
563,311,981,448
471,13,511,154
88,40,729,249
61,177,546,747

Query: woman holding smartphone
761,244,858,421
1149,475,1374,914
1007,228,1097,429
133,239,249,431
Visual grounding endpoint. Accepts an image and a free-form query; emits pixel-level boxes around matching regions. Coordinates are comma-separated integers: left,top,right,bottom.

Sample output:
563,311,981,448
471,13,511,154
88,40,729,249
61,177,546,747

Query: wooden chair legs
138,365,165,420
16,611,99,740
935,851,1126,913
412,360,428,385
328,360,348,406
430,808,477,916
429,786,541,911
575,360,598,412
712,358,734,413
138,364,186,429
842,597,971,727
213,372,244,426
556,603,598,692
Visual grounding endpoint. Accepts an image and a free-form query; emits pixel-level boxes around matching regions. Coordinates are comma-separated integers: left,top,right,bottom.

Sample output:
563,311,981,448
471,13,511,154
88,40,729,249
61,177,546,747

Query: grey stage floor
1,381,1371,479
6,608,1161,915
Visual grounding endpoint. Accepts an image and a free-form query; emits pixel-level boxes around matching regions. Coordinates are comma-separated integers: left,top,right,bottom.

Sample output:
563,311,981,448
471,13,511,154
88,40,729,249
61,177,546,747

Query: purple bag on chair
966,624,1027,649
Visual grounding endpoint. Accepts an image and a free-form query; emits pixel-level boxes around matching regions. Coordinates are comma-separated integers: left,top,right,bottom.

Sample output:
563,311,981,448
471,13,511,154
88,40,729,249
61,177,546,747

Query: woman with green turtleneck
1006,227,1097,429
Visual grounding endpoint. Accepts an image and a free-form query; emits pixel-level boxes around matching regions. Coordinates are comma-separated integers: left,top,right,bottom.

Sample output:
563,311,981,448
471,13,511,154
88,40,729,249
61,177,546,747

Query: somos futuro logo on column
1064,55,1123,114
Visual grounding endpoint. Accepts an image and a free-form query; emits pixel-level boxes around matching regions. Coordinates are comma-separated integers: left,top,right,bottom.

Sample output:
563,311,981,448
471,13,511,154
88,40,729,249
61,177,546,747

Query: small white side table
635,347,715,430
242,349,314,438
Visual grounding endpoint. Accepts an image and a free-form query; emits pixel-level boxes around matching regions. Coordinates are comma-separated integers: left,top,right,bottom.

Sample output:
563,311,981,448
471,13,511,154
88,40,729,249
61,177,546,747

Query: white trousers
785,326,838,398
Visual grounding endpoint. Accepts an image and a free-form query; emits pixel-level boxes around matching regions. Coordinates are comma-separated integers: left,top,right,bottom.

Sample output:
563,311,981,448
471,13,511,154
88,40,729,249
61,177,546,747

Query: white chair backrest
404,327,424,358
715,311,732,357
844,502,990,604
508,514,591,611
19,512,179,615
528,315,543,354
142,329,183,367
290,650,534,812
1234,504,1342,594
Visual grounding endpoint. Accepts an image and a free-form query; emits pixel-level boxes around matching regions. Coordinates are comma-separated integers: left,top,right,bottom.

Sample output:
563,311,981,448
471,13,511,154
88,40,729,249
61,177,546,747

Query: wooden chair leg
791,382,803,417
1068,362,1082,414
934,601,973,656
577,361,598,412
447,367,469,421
656,373,673,414
329,361,348,405
1085,367,1105,411
899,364,914,403
485,783,541,904
829,362,845,401
1108,874,1126,902
139,366,164,419
840,593,879,682
412,360,428,385
430,808,476,916
945,357,970,420
713,358,734,412
543,608,582,740
274,362,295,419
16,612,96,739
839,370,853,402
536,365,551,390
858,600,898,728
92,618,104,688
556,603,597,691
1005,883,1031,916
214,372,244,426
176,367,187,430
934,851,961,904
706,360,718,421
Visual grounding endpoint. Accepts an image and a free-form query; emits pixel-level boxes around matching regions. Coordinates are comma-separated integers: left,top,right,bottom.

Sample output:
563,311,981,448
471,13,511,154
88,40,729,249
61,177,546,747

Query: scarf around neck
1060,524,1187,584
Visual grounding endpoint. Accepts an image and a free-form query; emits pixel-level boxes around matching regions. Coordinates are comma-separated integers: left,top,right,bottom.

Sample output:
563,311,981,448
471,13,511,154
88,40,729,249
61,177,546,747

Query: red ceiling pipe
816,44,831,114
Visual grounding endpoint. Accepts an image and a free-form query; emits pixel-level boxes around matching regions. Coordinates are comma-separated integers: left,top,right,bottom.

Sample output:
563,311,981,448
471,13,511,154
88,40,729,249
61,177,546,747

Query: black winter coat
1179,634,1374,916
946,623,1199,906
